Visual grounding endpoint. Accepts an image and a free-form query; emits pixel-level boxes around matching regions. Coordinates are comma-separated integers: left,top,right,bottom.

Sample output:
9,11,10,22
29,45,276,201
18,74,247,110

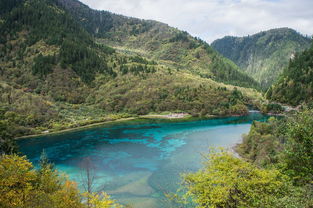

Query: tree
0,154,36,207
32,54,55,78
39,149,54,170
80,157,96,207
83,192,122,208
238,108,313,186
0,120,17,155
282,109,313,185
80,157,97,194
0,154,124,208
180,150,305,208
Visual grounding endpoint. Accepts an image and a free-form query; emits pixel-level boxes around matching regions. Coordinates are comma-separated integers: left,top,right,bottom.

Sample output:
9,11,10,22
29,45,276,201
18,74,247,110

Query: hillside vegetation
0,0,262,141
267,40,313,105
170,108,313,208
236,108,313,201
1,0,312,207
57,0,259,89
211,28,311,89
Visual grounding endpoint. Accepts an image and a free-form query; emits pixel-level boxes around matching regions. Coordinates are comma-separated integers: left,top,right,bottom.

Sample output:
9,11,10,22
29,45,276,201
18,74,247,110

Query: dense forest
211,28,311,89
267,40,313,105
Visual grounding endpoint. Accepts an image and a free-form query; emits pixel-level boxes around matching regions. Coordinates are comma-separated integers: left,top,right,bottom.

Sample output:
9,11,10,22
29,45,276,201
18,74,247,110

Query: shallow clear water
18,112,268,208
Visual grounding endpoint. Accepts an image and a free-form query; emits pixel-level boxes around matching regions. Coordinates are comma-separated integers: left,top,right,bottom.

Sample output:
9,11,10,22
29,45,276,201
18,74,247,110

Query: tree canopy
180,150,309,208
0,154,123,208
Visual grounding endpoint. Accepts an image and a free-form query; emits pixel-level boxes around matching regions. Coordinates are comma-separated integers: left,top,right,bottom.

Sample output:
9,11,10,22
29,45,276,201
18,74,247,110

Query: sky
80,0,313,43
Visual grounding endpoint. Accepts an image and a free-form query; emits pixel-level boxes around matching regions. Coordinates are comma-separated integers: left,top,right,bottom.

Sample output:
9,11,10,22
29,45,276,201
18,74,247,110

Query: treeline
267,40,313,105
119,64,156,75
169,31,190,43
56,0,155,38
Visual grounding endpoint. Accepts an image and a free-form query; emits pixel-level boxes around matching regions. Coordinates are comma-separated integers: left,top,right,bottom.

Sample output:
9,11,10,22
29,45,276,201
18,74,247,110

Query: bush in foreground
0,154,122,208
177,150,310,208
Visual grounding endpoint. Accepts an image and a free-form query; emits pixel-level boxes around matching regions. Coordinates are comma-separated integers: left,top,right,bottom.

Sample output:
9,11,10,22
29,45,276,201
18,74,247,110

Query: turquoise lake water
18,112,268,207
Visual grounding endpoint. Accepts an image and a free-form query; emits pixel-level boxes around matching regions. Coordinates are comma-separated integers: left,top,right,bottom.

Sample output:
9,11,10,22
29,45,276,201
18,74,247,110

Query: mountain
0,0,261,138
211,28,311,89
56,0,259,89
266,40,313,106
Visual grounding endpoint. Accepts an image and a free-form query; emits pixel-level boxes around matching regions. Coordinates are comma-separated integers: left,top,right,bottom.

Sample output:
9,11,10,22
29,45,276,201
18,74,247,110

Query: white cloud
80,0,313,43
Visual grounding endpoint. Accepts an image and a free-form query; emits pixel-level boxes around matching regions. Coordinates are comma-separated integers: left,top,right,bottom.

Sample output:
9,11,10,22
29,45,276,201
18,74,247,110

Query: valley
0,0,312,208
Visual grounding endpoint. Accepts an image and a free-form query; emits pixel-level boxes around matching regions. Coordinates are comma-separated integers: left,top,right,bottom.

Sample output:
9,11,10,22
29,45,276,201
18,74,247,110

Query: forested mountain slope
266,40,313,106
56,0,259,89
211,28,311,89
0,0,262,141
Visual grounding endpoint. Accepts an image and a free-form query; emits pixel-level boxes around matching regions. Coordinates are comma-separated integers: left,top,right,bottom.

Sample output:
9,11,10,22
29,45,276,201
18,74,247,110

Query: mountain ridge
211,28,311,89
55,0,260,89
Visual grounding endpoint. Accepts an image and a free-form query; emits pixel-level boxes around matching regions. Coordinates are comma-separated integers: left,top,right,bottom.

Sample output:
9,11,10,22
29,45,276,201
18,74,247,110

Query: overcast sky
80,0,313,43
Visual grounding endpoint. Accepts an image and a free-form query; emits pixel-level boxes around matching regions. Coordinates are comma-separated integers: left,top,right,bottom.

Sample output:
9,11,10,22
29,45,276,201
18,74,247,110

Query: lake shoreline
15,117,136,140
15,113,197,140
16,111,265,140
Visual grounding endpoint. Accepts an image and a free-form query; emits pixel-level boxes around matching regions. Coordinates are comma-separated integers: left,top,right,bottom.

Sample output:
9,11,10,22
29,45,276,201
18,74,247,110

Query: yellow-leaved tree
178,150,309,208
0,154,36,207
0,154,123,208
84,192,123,208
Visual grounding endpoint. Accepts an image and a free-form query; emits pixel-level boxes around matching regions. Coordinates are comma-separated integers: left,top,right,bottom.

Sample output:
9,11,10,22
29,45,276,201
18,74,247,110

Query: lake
18,112,268,208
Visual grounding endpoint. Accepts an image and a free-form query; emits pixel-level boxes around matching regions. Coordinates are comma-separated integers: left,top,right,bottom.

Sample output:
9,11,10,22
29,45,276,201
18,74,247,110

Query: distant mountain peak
211,28,311,89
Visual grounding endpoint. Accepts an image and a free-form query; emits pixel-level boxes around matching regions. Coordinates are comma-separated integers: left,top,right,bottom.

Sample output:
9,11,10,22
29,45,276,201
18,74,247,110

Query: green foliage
261,103,284,114
59,40,111,83
0,0,117,84
212,28,311,89
237,117,284,166
94,73,252,116
0,154,123,208
57,0,126,37
0,120,18,155
32,54,56,77
0,0,91,46
282,109,313,185
169,31,189,43
207,54,260,89
0,0,23,15
180,150,308,208
238,108,313,186
59,0,259,89
128,55,156,65
267,40,313,105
